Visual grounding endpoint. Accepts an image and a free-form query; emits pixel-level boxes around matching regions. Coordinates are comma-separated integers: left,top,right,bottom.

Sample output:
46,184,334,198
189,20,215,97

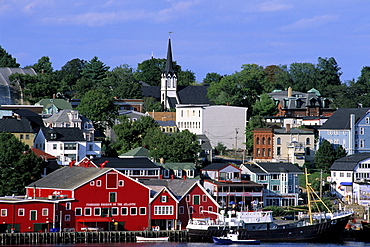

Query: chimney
286,124,291,132
287,87,292,97
160,158,165,164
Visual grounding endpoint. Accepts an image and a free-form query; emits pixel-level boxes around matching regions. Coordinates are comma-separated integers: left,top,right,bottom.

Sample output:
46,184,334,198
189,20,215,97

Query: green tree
315,57,342,96
289,62,317,92
0,46,20,67
314,140,336,172
77,56,109,95
335,145,347,160
105,65,142,99
112,116,159,154
134,58,181,86
252,93,278,116
245,115,266,155
55,58,86,93
32,56,53,74
178,70,196,86
203,72,223,85
143,97,163,112
264,65,292,91
0,133,43,196
77,89,118,133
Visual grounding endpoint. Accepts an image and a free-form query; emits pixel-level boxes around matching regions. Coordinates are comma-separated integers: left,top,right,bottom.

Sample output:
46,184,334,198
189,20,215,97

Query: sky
1,0,370,83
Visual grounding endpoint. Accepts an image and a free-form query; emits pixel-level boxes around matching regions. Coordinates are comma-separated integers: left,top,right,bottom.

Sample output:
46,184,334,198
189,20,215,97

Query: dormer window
50,133,56,140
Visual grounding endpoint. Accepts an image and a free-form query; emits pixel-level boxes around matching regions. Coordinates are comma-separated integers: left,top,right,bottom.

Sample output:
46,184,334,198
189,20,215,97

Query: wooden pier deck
0,230,188,245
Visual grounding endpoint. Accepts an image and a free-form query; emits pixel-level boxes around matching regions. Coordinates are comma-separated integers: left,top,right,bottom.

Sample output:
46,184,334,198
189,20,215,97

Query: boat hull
188,214,352,242
212,236,260,245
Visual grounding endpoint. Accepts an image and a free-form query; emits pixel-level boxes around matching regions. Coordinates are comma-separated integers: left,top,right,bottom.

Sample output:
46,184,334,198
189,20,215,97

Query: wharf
0,230,188,245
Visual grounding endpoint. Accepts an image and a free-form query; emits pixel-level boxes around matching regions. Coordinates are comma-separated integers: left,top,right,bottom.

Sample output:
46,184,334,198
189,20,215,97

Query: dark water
4,242,370,247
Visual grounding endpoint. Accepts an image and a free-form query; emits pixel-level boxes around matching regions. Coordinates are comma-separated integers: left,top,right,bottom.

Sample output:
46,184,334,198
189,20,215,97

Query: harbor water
3,242,370,247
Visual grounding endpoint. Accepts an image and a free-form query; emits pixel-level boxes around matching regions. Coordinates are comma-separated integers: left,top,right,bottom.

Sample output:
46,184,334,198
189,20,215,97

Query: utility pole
234,128,239,158
320,169,323,198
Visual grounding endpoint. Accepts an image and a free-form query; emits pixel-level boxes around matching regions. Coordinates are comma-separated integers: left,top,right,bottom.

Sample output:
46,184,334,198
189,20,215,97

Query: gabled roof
149,186,179,203
320,108,369,130
198,134,212,150
156,120,176,127
330,153,370,171
158,162,196,170
92,157,159,169
177,86,210,104
202,162,240,171
26,166,113,190
0,118,35,133
43,109,82,124
139,179,198,198
14,109,45,132
36,99,72,111
119,147,149,158
244,162,303,174
31,148,57,161
41,127,86,141
203,178,263,188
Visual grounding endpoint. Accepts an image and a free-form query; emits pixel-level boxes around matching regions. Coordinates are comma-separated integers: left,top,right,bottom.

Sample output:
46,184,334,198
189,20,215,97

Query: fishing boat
135,236,169,242
186,169,353,242
212,231,260,245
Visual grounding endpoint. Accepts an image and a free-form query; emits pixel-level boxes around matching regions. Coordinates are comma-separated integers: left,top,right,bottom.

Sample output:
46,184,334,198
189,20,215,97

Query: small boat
136,236,169,242
212,231,260,245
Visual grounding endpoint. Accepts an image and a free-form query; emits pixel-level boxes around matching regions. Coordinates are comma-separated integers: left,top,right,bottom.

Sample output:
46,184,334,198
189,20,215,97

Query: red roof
31,148,57,161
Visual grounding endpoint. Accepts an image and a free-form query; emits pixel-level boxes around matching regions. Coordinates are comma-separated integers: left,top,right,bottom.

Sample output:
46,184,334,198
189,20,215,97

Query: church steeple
164,37,175,75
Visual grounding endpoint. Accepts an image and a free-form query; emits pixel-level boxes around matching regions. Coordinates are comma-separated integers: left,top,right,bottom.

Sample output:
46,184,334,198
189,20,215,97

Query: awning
77,217,113,223
340,182,353,186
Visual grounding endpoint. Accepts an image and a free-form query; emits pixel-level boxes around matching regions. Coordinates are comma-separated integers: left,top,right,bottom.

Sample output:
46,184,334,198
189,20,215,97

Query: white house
34,127,101,166
176,104,248,150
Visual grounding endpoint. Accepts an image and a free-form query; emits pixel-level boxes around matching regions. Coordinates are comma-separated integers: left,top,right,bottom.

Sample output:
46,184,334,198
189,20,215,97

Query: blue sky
1,0,370,83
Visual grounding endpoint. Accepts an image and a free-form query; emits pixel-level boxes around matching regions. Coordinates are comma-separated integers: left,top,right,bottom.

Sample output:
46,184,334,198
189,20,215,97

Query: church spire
164,37,175,75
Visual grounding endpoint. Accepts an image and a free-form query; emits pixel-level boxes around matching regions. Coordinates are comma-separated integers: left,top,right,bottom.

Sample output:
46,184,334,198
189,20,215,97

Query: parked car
281,215,298,220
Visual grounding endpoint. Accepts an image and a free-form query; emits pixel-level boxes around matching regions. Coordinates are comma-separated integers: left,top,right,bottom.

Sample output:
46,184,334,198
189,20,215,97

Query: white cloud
256,0,293,12
280,15,339,31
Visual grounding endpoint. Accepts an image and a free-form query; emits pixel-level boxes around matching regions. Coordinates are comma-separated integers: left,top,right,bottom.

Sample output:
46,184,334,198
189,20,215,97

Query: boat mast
305,168,313,224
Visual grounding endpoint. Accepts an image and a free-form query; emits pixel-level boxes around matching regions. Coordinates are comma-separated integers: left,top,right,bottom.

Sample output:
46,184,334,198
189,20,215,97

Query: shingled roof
26,166,112,190
330,153,370,171
320,108,369,130
254,162,303,173
139,179,198,198
0,118,35,133
41,127,86,141
92,157,159,169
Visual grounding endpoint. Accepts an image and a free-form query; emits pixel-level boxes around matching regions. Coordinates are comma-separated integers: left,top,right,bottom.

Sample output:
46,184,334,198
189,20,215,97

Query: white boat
136,236,169,242
212,231,260,245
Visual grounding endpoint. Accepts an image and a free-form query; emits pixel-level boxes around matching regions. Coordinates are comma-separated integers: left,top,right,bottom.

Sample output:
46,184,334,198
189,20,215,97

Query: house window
75,208,82,216
262,137,265,145
163,170,170,178
109,192,117,203
277,137,281,145
130,207,137,215
53,144,57,150
154,206,173,215
202,195,207,202
84,208,91,216
112,207,119,216
20,134,24,139
366,117,370,124
89,144,93,151
256,148,260,157
26,134,29,140
340,172,344,177
277,147,281,155
186,194,190,202
94,208,101,216
189,206,194,214
347,173,351,177
66,202,71,210
208,206,213,212
90,181,94,186
262,148,265,157
179,206,184,214
119,180,124,187
306,138,310,145
256,137,260,145
18,208,25,216
268,137,271,145
65,215,71,221
271,185,279,191
333,172,336,177
306,147,310,155
139,207,146,215
193,195,200,205
30,210,37,220
360,140,365,148
96,180,101,187
42,208,48,216
64,143,77,150
121,207,128,215
161,196,167,203
1,209,7,217
271,174,280,180
102,208,110,217
267,148,271,157
199,206,203,213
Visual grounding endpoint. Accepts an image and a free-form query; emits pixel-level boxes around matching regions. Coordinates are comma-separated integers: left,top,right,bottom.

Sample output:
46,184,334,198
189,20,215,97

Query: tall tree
105,65,142,99
55,58,86,92
0,133,43,196
134,58,181,86
315,57,342,96
32,56,53,74
314,140,337,172
203,72,223,85
264,65,292,91
252,93,278,116
77,89,118,134
79,56,109,91
0,46,20,67
289,62,317,92
178,70,196,86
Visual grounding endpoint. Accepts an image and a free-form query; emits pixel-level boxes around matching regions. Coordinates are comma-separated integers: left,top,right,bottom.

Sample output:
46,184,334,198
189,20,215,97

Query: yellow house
0,118,36,147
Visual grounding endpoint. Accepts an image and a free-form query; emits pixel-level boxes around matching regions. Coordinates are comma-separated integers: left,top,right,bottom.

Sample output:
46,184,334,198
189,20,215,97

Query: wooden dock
0,230,188,245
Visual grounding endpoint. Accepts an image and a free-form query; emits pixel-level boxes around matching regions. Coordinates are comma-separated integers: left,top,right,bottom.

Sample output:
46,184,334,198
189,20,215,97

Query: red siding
150,190,177,220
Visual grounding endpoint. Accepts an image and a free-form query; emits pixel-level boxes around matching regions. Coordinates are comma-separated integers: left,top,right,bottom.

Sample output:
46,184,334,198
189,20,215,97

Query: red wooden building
23,166,151,232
